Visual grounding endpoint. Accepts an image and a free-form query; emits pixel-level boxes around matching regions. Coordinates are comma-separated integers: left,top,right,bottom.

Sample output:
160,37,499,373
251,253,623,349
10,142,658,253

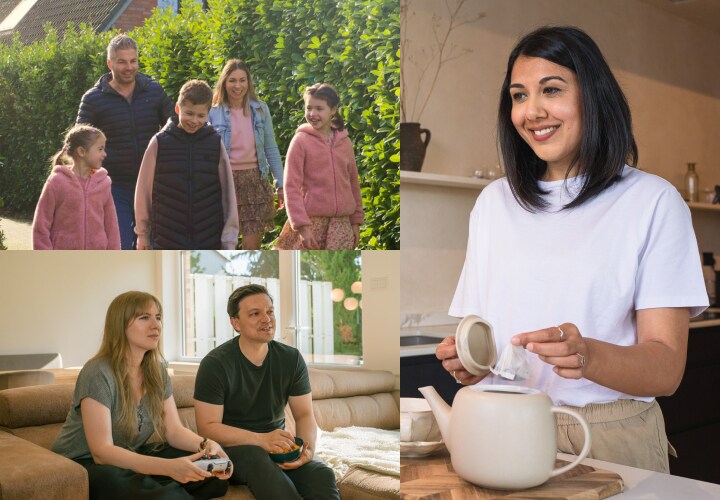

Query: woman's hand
278,443,313,470
202,440,233,479
435,335,487,386
256,428,297,453
298,226,318,249
165,450,212,483
277,188,285,210
511,323,588,379
352,224,360,248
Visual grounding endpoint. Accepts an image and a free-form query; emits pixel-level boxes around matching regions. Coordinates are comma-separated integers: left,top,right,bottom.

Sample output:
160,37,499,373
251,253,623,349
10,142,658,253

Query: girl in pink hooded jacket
32,125,120,249
276,83,364,249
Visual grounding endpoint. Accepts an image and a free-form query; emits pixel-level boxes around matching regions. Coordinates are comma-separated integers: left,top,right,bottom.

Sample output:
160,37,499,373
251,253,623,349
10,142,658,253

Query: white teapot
419,384,591,490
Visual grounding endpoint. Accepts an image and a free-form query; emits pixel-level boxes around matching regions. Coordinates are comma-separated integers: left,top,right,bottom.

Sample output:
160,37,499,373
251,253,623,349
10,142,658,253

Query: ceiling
640,0,720,35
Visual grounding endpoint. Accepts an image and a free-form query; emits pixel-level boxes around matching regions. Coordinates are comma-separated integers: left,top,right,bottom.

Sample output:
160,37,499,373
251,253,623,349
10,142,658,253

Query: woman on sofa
52,291,232,500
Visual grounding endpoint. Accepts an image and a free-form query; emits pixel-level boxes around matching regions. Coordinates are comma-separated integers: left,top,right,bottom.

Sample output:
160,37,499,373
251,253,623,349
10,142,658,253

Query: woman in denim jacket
209,60,284,249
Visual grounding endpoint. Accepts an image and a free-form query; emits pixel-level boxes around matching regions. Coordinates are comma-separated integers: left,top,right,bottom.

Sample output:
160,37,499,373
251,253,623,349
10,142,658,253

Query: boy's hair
178,80,213,108
304,83,345,131
107,34,138,60
227,284,273,318
50,124,105,168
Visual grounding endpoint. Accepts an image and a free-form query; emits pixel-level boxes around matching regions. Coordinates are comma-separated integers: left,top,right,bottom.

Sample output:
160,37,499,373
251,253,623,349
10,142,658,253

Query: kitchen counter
557,453,720,498
401,309,720,358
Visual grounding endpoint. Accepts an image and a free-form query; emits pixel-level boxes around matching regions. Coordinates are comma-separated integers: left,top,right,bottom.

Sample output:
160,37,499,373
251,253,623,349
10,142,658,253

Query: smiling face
81,135,106,170
305,96,336,135
509,56,583,180
125,302,162,355
230,293,276,344
176,102,209,134
225,69,248,107
107,48,139,86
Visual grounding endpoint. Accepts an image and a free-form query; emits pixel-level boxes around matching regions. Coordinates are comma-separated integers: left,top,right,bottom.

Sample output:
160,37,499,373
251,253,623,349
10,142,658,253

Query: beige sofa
0,368,400,500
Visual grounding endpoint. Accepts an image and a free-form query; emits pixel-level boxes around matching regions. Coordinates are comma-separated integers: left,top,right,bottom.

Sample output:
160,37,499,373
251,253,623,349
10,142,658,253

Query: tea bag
489,344,531,381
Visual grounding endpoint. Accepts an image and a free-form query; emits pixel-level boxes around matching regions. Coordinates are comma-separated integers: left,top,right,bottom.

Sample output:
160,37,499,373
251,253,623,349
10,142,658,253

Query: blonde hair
51,124,105,169
92,291,167,447
212,59,261,116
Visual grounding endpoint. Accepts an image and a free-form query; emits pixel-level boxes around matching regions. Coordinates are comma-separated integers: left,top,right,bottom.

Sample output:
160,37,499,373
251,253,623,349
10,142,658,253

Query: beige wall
0,251,159,367
0,251,400,378
362,250,400,386
402,0,720,193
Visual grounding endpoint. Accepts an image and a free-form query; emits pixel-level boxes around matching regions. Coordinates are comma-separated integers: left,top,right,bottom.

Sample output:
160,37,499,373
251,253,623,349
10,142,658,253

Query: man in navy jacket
77,34,174,249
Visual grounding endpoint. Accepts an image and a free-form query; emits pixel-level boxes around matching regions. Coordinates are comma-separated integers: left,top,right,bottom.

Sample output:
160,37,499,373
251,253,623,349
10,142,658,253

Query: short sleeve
74,361,115,410
163,364,173,400
634,187,709,317
289,352,311,397
449,194,488,318
194,356,227,405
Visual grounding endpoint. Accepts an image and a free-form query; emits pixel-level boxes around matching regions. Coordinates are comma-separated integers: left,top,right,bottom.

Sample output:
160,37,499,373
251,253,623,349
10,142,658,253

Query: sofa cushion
338,465,400,499
0,431,88,500
309,368,395,400
314,394,399,431
0,384,73,429
0,370,55,390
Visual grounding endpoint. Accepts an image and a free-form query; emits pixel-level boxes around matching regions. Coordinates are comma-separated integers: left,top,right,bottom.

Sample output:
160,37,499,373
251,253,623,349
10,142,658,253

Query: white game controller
193,456,232,474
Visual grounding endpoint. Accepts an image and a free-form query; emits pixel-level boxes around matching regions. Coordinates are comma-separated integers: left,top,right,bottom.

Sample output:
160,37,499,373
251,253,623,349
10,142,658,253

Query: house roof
0,0,131,44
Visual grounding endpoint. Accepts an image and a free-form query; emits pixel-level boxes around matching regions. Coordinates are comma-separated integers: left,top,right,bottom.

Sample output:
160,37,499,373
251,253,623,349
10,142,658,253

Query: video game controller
193,456,232,474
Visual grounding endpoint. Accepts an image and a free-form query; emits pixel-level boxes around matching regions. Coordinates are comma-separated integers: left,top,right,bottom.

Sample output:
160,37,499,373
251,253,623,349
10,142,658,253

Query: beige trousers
555,399,673,473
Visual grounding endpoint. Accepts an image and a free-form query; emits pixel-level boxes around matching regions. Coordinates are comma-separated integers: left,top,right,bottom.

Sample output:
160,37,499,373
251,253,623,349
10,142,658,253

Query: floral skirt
232,168,275,235
275,216,356,250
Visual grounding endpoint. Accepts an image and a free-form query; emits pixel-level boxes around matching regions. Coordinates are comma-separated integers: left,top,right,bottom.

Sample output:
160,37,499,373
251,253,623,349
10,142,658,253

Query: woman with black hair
436,26,708,472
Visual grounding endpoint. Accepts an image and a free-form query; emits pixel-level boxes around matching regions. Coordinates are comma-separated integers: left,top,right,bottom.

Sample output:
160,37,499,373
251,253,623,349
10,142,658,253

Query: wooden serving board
401,449,623,499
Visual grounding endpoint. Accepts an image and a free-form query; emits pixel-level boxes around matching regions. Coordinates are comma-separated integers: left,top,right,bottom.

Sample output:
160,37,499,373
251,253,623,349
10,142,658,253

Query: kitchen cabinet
657,324,720,484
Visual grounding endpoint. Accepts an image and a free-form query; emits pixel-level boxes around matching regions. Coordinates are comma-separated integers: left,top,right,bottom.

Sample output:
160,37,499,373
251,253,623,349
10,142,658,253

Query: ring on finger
453,370,462,384
556,326,565,339
577,352,586,367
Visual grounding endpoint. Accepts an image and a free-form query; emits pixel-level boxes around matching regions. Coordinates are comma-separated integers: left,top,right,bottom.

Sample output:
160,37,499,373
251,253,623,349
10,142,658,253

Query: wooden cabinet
657,325,720,484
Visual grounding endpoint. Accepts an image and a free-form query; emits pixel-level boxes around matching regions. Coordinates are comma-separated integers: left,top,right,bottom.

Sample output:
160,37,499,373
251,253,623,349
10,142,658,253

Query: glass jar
684,163,699,202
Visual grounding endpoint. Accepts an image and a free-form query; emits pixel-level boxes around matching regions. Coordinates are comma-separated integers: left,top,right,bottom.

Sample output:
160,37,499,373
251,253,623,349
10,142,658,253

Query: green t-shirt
194,337,311,433
51,357,172,460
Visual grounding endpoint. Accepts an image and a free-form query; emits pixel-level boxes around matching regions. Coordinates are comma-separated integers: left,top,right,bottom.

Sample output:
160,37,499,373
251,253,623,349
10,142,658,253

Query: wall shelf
400,170,491,190
688,202,720,212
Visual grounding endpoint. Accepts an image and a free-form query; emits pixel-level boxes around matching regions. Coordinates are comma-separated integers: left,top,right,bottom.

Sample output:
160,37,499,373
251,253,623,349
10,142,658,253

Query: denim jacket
208,100,283,188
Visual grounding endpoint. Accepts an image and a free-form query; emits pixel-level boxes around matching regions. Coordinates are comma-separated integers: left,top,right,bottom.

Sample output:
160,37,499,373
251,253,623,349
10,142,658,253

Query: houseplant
400,0,484,171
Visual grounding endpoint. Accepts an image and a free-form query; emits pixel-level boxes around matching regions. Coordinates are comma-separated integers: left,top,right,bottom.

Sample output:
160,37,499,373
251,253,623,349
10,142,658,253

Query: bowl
269,436,304,463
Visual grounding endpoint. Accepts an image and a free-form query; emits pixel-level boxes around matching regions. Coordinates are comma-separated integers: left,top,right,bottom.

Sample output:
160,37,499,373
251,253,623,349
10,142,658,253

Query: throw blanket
315,426,400,480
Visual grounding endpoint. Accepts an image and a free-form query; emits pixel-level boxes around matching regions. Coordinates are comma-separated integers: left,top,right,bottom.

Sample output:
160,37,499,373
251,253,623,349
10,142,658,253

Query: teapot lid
455,315,496,376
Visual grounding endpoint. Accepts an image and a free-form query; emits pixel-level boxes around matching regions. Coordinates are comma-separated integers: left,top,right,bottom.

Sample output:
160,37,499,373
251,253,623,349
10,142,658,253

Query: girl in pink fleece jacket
276,83,364,249
32,125,120,250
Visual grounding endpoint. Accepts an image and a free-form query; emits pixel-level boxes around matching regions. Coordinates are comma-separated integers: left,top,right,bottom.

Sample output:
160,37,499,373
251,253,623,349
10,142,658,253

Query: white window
179,250,362,366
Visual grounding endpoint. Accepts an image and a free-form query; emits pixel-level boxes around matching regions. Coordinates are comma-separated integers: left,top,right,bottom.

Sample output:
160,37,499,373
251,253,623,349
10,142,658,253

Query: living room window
179,251,362,366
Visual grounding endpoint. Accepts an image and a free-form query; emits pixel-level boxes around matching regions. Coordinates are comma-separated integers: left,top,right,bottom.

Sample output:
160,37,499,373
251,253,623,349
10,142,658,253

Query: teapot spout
418,386,452,452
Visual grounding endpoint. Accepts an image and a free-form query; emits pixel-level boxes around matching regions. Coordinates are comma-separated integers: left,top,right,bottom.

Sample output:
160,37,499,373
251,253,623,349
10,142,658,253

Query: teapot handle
548,407,592,477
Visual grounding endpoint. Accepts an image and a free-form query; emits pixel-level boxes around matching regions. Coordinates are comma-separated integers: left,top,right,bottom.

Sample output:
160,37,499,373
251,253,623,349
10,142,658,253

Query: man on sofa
194,284,339,499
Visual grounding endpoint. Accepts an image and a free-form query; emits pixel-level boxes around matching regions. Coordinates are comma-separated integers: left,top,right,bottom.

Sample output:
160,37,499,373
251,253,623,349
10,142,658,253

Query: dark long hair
304,83,345,131
498,26,637,212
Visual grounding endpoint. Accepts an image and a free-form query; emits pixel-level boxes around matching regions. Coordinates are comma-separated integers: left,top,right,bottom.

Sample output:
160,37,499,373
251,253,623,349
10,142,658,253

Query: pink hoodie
32,165,120,250
283,124,364,230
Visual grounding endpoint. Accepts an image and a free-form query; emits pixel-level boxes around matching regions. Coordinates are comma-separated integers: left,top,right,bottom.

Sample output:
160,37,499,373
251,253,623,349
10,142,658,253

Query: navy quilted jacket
76,72,175,189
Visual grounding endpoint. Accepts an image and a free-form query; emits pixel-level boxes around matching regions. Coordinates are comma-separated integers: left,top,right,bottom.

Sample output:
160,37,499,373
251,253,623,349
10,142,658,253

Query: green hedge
0,0,399,249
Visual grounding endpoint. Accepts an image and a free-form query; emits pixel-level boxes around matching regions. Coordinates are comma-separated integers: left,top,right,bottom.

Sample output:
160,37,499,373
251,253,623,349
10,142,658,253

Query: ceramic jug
419,384,592,490
400,122,431,172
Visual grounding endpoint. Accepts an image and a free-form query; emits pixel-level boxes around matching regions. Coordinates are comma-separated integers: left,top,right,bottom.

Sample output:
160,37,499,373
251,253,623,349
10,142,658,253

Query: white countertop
557,453,720,498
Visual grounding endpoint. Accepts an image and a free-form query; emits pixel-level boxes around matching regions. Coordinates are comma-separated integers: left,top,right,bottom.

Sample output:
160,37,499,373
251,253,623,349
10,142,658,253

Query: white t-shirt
449,165,708,407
